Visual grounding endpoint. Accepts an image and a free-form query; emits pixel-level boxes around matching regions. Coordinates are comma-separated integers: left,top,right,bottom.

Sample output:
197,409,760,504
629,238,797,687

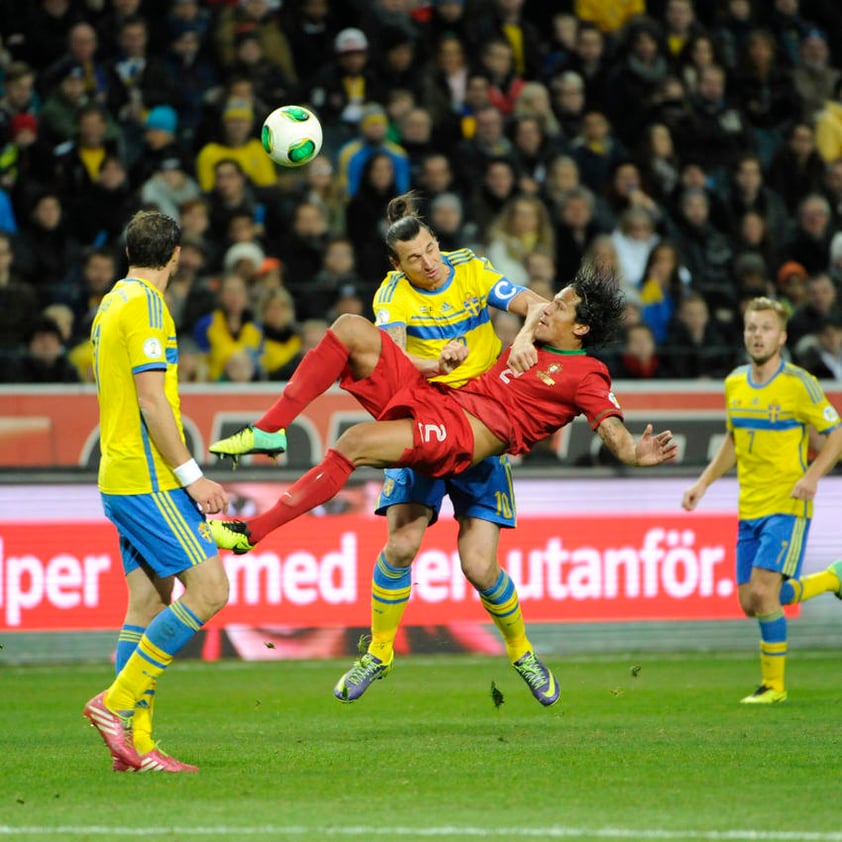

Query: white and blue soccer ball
261,105,323,167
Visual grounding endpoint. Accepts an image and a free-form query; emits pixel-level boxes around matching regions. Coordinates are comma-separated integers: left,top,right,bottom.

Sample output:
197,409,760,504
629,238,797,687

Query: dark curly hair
569,263,627,349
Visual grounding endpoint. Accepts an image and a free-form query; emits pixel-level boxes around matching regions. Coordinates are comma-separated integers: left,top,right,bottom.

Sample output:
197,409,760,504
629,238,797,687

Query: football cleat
114,746,198,773
333,653,393,702
740,684,787,704
512,651,560,707
209,425,287,466
827,559,842,599
209,519,255,555
83,691,142,769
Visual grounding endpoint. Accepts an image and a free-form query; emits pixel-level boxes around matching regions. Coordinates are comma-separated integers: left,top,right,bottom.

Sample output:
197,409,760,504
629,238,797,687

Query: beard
748,349,776,366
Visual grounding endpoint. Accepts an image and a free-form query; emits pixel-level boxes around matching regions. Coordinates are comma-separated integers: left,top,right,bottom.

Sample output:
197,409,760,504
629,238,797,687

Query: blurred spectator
513,81,561,142
560,21,609,109
638,239,689,342
195,98,277,192
670,186,735,315
523,246,557,294
569,110,627,195
166,233,214,333
781,193,834,274
673,64,754,190
485,194,555,286
605,17,671,149
336,102,410,199
299,236,364,319
18,2,83,72
303,27,385,150
213,0,297,83
794,312,842,379
46,22,110,109
552,184,601,285
94,0,144,60
429,191,476,252
712,0,755,72
766,121,826,214
330,283,366,320
510,115,559,195
251,256,284,308
829,231,842,288
39,60,91,146
469,158,519,241
733,210,781,281
661,0,705,60
161,20,217,147
258,286,301,379
475,37,524,116
140,155,201,221
283,0,336,86
129,105,184,187
178,197,216,266
0,231,38,350
223,240,266,289
204,158,263,247
732,251,773,301
14,191,81,304
420,33,470,126
56,247,116,344
416,0,471,55
71,154,138,249
610,207,660,291
453,104,515,194
230,28,293,107
549,71,586,142
270,317,328,381
676,32,722,97
767,0,815,68
722,153,789,244
603,159,664,231
793,28,839,124
661,291,735,379
636,122,682,206
786,272,842,349
396,106,435,183
732,28,801,168
106,15,178,136
176,336,209,384
776,259,809,314
2,315,80,383
281,199,331,305
466,0,544,81
221,348,258,383
573,0,644,35
53,103,125,200
300,156,346,236
193,271,262,381
0,62,39,141
610,322,669,380
377,27,420,99
414,152,456,215
345,150,400,280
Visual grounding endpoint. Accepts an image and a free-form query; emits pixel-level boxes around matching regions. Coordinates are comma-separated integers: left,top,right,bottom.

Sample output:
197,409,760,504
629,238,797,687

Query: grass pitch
2,652,841,841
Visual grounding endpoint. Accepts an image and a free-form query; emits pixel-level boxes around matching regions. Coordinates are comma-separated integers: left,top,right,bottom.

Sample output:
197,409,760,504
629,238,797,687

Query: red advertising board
0,509,745,632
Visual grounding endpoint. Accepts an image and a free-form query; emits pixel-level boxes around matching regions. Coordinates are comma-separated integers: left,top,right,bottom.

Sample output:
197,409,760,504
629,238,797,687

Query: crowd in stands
1,0,842,386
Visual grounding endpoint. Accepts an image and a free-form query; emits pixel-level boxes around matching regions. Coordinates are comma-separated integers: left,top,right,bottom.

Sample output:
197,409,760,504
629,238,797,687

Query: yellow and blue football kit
727,360,840,584
726,360,841,699
92,277,216,578
368,249,529,665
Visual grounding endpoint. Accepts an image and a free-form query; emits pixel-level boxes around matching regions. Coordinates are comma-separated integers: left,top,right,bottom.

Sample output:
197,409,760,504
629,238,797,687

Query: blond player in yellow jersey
83,211,229,771
683,297,842,704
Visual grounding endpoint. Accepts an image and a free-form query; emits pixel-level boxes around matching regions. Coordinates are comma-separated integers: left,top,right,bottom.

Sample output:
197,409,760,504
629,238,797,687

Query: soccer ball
261,105,323,167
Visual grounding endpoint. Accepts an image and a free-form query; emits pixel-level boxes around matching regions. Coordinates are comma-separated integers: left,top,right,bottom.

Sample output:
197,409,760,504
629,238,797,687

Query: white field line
2,827,842,840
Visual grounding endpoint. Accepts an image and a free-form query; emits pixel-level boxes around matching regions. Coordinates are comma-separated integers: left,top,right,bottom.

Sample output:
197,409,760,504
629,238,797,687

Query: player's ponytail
385,191,432,262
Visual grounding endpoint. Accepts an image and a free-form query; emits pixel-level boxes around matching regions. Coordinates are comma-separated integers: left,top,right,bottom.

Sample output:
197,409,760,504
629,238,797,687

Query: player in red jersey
208,264,678,553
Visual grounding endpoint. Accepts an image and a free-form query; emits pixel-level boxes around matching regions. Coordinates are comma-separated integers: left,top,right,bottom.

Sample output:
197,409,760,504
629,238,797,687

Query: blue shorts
374,455,516,528
102,489,217,578
736,514,810,585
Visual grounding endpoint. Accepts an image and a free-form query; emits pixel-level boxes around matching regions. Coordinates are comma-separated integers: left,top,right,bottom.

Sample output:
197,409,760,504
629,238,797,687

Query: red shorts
339,332,476,477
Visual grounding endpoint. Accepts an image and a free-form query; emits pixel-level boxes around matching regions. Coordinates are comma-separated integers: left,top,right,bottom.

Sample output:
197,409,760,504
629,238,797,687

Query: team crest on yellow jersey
382,476,395,497
536,363,561,385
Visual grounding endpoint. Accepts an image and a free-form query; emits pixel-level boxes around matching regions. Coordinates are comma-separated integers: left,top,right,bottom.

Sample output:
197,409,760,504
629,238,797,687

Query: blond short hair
745,296,788,327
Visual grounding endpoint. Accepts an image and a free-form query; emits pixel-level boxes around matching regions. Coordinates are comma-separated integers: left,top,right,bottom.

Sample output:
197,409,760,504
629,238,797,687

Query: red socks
246,449,356,543
255,329,349,432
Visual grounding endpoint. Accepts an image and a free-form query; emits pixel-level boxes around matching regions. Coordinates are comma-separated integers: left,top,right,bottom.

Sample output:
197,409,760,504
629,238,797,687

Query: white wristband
173,458,203,486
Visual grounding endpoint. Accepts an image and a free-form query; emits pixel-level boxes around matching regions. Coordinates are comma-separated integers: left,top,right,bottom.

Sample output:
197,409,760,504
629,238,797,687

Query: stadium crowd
0,0,841,386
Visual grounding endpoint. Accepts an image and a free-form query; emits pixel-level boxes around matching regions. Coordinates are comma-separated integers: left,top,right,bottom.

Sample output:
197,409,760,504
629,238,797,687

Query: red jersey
449,345,623,455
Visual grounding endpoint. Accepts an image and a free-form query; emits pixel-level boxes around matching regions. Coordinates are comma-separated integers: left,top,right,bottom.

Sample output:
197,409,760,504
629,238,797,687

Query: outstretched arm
507,295,549,373
596,416,677,466
682,432,736,511
383,324,468,378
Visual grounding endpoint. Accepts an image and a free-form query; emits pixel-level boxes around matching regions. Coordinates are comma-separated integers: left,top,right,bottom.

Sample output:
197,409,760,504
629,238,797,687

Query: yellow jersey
372,248,525,388
725,361,841,520
91,277,183,495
